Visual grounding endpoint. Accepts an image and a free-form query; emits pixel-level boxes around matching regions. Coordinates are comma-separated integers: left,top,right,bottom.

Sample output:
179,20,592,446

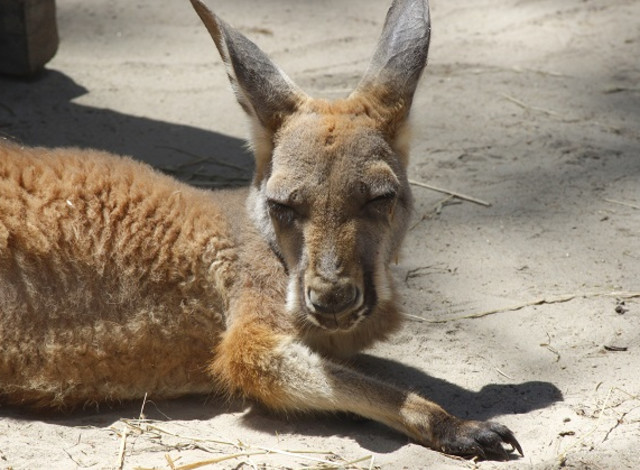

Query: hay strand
409,179,491,207
501,93,560,117
404,291,640,323
604,198,640,210
113,414,375,470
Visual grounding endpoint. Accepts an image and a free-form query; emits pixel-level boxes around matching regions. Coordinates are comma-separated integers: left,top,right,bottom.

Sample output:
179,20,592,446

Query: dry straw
110,401,377,470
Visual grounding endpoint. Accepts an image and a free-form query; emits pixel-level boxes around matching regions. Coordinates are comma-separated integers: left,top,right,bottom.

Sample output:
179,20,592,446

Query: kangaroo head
191,0,430,333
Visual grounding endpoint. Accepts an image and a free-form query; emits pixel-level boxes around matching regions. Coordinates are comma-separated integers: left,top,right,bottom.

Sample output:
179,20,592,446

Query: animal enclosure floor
0,0,638,468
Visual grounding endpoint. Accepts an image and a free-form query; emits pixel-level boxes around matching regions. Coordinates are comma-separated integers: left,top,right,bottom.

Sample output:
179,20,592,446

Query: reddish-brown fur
0,143,237,407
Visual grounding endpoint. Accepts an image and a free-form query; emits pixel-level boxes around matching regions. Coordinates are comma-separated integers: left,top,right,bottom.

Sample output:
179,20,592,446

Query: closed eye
368,192,397,204
267,199,299,224
364,192,397,218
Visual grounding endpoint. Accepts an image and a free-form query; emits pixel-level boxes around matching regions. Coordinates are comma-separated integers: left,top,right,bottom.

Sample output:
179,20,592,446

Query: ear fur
190,0,430,174
190,0,307,180
351,0,431,135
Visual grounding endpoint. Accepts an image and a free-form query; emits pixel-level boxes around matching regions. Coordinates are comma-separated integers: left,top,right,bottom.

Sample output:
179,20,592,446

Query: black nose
307,284,359,315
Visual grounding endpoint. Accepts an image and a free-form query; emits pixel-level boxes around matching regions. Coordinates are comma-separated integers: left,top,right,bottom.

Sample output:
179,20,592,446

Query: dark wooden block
0,0,59,76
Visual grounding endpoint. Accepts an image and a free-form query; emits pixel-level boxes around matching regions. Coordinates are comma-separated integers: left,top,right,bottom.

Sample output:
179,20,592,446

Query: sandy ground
1,0,639,468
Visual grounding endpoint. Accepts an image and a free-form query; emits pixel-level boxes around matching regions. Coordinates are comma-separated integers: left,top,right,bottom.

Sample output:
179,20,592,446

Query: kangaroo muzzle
305,280,361,316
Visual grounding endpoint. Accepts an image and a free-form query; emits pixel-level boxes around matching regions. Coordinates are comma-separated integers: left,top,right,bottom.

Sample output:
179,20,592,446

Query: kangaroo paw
438,419,523,461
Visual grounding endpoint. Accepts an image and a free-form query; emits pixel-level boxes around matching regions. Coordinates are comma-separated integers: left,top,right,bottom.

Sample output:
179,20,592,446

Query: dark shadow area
243,404,408,453
352,354,562,420
0,69,253,187
0,351,557,456
0,393,247,427
0,391,405,454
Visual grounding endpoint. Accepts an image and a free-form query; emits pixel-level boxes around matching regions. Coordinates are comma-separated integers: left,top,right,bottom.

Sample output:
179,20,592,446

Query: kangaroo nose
307,283,359,315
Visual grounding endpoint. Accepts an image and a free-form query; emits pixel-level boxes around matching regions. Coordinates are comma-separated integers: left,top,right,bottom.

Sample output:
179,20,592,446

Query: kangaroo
0,0,522,460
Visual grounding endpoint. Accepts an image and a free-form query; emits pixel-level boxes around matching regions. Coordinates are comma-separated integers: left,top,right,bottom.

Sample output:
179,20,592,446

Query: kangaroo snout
306,280,361,316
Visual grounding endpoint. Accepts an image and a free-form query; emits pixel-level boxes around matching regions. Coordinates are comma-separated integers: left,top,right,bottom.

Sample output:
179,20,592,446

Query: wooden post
0,0,59,76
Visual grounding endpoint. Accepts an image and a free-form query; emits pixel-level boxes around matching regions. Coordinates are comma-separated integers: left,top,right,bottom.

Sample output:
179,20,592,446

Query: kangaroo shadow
352,354,562,420
0,392,247,428
0,352,561,454
241,353,562,454
0,69,253,187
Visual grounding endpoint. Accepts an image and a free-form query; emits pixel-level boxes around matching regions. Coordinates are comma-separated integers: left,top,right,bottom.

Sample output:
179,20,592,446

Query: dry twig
409,179,491,207
501,93,560,117
556,387,613,466
604,198,640,210
112,415,374,470
555,385,640,465
404,291,640,324
116,427,129,470
540,331,561,362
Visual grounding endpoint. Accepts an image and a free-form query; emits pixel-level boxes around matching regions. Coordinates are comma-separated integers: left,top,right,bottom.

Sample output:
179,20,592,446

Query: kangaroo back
0,143,237,407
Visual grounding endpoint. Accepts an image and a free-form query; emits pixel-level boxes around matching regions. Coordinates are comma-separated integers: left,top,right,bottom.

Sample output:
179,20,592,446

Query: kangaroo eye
267,200,298,224
365,192,397,217
368,192,397,205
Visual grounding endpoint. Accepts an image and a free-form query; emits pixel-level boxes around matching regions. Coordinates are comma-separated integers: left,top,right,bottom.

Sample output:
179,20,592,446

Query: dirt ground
1,0,639,468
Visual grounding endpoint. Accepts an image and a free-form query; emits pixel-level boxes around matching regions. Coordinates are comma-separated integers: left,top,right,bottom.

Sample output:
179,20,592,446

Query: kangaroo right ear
190,0,306,175
352,0,431,136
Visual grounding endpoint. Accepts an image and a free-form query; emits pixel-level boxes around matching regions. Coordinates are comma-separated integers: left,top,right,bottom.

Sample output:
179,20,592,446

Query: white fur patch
303,285,316,313
275,340,333,396
373,250,394,303
286,275,301,314
247,184,278,249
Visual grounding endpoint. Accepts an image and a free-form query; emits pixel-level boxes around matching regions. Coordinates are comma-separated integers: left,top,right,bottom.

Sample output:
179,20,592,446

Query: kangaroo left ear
350,0,431,136
190,0,308,181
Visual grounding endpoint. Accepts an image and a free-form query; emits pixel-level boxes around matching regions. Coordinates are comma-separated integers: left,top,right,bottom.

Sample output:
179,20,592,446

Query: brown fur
0,143,236,407
0,0,522,460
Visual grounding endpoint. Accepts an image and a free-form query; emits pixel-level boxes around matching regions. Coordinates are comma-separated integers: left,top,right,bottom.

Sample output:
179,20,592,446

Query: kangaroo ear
352,0,430,134
190,0,306,144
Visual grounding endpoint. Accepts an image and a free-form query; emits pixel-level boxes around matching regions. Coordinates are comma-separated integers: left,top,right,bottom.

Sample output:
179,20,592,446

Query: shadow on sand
0,69,253,187
0,352,561,456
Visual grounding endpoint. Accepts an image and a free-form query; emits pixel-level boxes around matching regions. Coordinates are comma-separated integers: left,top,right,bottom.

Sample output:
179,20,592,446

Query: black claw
442,419,524,461
510,436,524,456
492,422,524,456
